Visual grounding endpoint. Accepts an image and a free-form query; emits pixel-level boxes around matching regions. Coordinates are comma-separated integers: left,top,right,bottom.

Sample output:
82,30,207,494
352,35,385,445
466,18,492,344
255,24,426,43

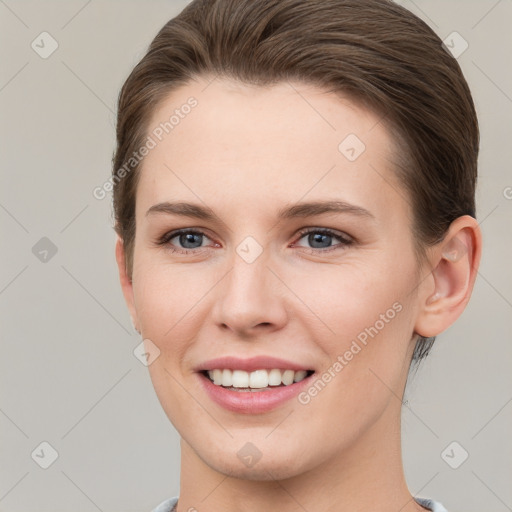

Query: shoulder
153,496,448,512
415,497,449,512
151,496,179,512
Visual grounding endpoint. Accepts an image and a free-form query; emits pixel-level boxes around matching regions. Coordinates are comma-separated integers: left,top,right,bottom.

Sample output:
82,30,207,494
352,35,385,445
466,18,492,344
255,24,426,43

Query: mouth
194,355,317,412
199,368,315,392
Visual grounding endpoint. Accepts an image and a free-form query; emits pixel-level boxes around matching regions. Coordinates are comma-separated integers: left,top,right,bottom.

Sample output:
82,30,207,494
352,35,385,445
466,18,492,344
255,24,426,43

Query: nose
212,249,289,337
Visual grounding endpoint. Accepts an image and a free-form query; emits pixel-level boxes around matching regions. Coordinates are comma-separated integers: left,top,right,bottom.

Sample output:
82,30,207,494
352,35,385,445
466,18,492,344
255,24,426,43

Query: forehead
136,77,407,222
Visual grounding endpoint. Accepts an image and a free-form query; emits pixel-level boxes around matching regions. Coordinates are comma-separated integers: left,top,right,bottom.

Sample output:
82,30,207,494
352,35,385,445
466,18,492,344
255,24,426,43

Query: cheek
287,261,416,390
133,251,416,362
130,256,229,395
131,261,212,425
132,257,210,337
287,259,413,340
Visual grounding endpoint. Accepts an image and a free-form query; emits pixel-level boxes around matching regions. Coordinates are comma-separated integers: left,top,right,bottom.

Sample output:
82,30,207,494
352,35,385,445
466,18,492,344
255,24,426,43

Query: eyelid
156,228,216,252
156,226,354,255
292,227,354,253
158,227,213,244
294,226,353,243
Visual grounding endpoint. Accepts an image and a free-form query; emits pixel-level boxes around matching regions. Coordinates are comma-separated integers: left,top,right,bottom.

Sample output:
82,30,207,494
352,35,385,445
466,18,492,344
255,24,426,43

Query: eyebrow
145,200,374,221
277,200,374,220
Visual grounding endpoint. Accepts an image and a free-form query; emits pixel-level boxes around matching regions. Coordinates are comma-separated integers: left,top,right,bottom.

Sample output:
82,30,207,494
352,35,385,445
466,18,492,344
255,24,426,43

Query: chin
189,435,316,482
206,453,307,482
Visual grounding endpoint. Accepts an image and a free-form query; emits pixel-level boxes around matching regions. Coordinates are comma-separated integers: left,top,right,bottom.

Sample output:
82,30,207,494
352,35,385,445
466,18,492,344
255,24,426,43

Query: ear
115,236,140,334
415,215,482,338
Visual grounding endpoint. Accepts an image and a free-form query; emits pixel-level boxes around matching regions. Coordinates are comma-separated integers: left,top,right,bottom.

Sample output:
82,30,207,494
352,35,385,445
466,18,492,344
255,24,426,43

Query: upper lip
195,356,314,373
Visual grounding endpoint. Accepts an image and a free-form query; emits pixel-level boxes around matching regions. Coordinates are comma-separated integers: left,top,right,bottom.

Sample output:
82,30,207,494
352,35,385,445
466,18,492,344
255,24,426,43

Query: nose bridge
214,242,286,334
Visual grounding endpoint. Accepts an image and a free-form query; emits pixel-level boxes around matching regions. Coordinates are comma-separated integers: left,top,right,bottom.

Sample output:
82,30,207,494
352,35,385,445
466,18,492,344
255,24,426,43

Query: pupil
181,233,202,248
310,233,331,248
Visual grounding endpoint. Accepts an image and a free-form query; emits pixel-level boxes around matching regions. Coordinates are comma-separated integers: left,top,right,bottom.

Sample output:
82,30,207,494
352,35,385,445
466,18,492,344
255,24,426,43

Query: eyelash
156,227,354,256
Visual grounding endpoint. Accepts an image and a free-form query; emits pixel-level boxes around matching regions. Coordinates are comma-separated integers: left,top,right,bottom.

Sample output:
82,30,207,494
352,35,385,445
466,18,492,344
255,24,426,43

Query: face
121,77,427,481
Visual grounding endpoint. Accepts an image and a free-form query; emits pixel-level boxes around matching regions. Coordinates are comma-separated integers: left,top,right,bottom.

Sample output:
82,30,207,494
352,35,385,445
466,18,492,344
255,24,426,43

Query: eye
293,227,353,253
157,229,215,254
156,227,354,256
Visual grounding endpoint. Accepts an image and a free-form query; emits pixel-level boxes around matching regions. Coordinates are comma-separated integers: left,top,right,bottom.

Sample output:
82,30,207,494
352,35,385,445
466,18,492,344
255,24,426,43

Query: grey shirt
151,496,449,511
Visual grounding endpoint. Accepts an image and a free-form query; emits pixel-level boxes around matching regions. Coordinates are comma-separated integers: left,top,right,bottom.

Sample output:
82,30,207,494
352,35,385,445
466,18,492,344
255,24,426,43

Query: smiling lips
197,356,314,400
206,368,312,390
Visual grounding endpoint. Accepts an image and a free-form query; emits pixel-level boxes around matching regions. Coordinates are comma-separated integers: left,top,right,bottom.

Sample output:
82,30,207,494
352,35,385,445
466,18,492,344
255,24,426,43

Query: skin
116,77,481,512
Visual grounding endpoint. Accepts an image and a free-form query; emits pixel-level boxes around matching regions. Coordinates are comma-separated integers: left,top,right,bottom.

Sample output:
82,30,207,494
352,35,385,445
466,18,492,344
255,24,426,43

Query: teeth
206,369,311,388
268,368,282,386
293,370,308,382
249,369,268,388
232,369,249,388
222,369,232,386
212,369,223,385
281,369,295,385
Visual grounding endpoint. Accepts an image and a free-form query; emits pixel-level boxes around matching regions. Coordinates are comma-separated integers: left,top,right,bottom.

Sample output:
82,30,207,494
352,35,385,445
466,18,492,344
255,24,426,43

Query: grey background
0,0,511,511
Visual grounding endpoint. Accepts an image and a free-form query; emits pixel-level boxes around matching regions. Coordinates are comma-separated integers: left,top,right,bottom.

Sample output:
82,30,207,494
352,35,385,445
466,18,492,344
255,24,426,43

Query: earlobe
115,236,140,334
415,216,482,338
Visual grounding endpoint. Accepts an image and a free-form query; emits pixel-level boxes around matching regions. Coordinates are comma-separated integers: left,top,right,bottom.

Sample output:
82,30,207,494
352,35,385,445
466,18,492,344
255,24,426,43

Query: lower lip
198,372,314,414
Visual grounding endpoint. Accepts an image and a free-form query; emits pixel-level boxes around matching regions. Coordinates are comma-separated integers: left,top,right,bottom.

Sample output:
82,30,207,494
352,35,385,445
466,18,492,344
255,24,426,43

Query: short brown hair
112,0,479,362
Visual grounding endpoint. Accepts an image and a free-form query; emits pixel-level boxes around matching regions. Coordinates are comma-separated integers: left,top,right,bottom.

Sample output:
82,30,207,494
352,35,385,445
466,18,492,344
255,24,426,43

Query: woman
112,1,481,511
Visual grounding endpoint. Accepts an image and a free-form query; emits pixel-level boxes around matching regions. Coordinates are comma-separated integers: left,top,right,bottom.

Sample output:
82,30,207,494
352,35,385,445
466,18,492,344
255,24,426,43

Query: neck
176,401,426,512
